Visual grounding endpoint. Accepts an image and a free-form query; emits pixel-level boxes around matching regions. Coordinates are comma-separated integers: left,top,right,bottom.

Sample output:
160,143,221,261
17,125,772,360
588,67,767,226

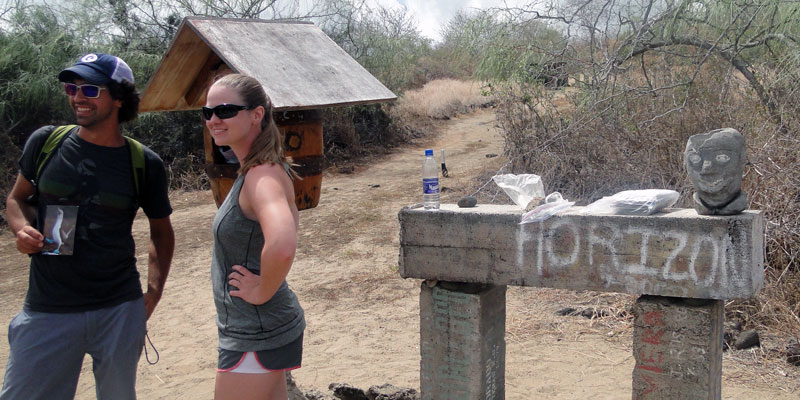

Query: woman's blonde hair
212,74,294,175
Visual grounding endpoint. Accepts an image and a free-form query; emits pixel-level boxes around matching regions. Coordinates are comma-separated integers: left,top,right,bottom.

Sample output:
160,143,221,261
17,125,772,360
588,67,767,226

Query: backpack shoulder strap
33,127,147,202
124,136,145,198
35,124,78,184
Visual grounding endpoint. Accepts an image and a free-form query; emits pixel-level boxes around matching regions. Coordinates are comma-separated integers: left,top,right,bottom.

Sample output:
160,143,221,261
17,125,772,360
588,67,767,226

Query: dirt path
1,109,797,399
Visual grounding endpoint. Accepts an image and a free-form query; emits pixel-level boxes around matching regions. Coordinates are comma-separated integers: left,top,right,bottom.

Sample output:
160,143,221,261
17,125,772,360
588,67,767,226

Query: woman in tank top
204,74,305,400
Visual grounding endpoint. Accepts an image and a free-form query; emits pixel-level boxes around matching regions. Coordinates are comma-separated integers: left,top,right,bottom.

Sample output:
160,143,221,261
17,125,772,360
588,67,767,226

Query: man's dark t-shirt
18,125,172,313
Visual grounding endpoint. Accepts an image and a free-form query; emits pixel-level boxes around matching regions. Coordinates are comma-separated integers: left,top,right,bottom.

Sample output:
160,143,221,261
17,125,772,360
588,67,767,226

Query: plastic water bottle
422,149,440,209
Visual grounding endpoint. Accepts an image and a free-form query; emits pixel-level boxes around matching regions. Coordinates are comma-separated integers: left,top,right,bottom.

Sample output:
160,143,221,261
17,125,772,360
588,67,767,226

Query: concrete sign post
399,204,764,399
420,282,506,400
632,296,724,399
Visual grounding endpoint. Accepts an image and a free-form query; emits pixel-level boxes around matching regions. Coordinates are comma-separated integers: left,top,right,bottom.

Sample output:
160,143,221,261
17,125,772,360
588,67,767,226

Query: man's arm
143,216,174,320
6,173,43,254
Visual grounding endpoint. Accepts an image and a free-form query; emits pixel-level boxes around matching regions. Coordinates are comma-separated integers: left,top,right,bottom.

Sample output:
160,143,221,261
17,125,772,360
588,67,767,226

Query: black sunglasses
64,83,107,98
202,104,252,120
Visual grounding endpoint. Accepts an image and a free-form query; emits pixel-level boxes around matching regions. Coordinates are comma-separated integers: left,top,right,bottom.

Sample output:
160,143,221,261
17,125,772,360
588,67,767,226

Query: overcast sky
375,0,529,43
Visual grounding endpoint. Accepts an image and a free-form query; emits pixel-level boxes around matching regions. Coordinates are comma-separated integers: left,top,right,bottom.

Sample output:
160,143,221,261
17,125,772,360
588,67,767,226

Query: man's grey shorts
0,298,146,400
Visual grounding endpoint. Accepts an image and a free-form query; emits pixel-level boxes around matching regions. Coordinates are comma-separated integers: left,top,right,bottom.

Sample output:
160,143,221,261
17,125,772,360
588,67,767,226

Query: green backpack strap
35,125,78,184
124,136,145,198
34,125,146,200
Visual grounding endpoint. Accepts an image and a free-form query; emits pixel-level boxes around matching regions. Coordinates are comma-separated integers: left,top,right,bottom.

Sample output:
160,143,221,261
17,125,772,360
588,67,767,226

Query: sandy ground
1,108,798,399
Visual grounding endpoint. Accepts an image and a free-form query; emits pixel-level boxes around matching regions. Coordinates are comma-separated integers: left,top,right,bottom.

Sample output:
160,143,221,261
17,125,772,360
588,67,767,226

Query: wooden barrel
203,109,324,210
203,126,237,208
276,110,324,210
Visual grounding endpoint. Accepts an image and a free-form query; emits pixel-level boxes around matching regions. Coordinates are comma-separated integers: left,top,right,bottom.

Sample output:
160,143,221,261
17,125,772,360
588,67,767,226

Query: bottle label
423,178,439,194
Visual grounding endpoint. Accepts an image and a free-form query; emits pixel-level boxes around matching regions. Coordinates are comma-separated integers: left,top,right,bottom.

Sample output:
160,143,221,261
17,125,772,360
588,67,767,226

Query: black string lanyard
144,331,160,365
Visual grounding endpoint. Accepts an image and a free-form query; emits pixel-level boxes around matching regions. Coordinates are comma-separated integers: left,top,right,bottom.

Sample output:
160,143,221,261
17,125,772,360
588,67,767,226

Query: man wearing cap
1,53,174,399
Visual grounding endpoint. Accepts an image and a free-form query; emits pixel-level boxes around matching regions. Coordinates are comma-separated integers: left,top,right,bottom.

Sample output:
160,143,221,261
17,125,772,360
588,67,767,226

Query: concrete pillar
420,281,506,400
632,295,724,400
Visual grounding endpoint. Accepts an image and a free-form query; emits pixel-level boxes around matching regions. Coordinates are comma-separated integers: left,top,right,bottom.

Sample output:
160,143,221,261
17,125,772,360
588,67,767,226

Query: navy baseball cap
58,53,135,85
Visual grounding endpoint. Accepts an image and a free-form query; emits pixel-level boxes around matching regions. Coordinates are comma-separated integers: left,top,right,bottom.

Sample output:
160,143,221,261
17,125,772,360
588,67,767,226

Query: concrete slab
399,204,764,299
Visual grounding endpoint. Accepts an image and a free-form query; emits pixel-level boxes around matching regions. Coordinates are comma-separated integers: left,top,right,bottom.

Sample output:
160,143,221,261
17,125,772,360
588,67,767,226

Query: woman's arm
228,163,298,305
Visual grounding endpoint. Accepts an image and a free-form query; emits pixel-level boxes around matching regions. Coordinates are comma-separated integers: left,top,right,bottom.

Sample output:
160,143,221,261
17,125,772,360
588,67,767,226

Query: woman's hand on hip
228,265,269,305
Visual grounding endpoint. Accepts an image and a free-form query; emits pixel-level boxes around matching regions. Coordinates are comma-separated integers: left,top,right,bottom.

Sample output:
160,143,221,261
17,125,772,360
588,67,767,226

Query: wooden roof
140,17,396,112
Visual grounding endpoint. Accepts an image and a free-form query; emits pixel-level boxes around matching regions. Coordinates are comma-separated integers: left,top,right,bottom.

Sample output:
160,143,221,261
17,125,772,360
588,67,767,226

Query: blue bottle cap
425,149,433,156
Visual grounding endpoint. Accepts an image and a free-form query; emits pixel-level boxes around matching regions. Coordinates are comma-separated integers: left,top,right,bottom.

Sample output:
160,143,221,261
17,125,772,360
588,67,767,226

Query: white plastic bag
581,189,679,215
491,174,545,208
520,192,575,224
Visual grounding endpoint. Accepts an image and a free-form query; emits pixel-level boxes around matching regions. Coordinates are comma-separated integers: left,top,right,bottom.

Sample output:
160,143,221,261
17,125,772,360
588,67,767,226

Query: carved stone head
684,128,747,215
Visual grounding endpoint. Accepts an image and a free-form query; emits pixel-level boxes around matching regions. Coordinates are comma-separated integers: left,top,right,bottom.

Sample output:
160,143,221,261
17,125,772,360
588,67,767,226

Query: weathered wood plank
140,24,213,111
183,52,224,107
141,17,396,113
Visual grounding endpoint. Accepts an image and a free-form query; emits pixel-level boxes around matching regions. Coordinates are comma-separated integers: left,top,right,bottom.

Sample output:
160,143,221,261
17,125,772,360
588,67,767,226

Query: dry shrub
320,78,501,170
167,153,209,192
322,107,363,162
320,104,411,166
495,61,800,338
391,79,495,120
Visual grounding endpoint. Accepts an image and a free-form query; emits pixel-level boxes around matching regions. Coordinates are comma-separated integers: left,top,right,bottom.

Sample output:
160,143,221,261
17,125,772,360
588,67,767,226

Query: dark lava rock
579,308,609,319
329,383,369,400
723,331,735,351
367,384,419,400
287,371,308,400
786,339,800,366
305,389,335,400
485,153,498,158
555,307,577,316
723,319,743,351
556,307,609,319
457,196,477,208
327,383,419,400
734,329,761,350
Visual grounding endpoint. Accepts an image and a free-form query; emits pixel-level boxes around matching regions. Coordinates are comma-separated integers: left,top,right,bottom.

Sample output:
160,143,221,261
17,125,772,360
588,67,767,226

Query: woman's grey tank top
211,172,305,351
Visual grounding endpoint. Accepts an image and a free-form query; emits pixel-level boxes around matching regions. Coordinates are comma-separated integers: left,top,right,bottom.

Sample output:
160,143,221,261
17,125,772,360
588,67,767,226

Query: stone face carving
684,128,747,215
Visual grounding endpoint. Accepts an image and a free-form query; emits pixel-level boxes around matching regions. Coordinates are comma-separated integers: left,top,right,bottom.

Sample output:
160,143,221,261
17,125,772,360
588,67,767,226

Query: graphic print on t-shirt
42,205,78,255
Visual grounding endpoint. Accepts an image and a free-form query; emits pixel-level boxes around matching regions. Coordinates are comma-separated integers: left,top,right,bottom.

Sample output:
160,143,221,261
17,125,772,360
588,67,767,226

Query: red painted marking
638,350,663,365
640,372,658,396
637,364,664,373
642,328,666,345
643,310,665,326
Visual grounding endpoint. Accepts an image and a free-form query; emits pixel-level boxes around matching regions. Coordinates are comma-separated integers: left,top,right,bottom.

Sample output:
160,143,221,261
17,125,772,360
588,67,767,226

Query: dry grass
390,79,495,120
166,153,209,192
505,286,635,344
489,60,800,350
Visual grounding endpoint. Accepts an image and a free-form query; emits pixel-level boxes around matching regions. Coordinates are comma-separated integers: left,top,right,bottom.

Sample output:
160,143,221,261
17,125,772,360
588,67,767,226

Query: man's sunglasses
202,104,252,120
64,83,107,98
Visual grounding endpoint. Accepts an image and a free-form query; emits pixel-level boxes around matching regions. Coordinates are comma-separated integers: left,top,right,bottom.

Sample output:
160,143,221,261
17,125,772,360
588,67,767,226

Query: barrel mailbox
277,110,324,210
139,17,396,210
203,110,324,209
